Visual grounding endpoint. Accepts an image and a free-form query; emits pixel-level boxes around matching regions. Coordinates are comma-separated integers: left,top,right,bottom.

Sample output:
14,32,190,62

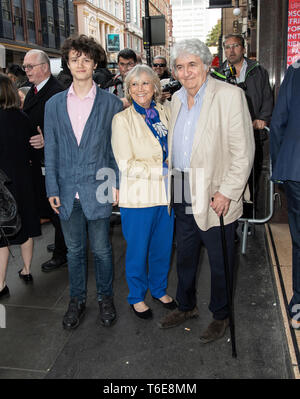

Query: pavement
0,219,294,383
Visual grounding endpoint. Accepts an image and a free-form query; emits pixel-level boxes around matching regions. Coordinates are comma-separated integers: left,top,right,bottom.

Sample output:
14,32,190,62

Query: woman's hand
112,187,119,206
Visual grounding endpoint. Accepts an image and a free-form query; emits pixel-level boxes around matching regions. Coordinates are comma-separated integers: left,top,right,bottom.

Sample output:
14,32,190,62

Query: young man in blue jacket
44,35,123,330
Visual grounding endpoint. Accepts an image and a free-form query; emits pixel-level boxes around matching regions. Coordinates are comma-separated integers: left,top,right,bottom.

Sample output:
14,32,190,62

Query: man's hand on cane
210,192,231,217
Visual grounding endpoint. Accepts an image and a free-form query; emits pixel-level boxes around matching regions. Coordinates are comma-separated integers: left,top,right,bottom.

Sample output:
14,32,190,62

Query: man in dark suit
23,49,67,272
270,59,300,329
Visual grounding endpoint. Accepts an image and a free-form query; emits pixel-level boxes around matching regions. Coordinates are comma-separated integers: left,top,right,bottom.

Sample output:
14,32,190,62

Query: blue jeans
60,199,113,303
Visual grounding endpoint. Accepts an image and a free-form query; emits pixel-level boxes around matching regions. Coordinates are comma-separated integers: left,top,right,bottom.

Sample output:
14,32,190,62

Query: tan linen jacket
168,75,255,231
112,103,170,208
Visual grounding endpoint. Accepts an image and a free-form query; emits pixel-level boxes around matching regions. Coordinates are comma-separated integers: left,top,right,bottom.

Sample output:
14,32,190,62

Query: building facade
171,0,220,43
0,0,75,65
149,0,172,62
72,1,172,66
73,0,124,66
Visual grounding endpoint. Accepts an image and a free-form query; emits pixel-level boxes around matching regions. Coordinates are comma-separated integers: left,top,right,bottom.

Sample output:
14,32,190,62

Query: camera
223,64,237,85
220,65,247,91
162,79,182,95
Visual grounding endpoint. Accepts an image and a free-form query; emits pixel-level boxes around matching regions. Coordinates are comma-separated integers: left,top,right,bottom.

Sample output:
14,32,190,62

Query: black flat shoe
130,304,153,319
41,257,67,272
152,296,178,310
0,285,10,299
18,269,33,283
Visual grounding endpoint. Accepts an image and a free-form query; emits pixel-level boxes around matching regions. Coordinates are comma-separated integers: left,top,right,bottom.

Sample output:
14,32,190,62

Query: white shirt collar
36,76,50,92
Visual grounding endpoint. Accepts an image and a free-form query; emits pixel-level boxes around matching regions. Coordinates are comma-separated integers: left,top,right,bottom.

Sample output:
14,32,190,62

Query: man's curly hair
61,35,107,67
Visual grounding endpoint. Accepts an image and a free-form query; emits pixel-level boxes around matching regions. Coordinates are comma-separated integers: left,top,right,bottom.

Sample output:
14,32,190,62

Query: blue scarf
132,100,168,165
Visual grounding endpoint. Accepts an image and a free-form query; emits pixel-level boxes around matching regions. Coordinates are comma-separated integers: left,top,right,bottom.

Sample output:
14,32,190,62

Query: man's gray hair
124,64,162,104
170,38,213,71
26,49,51,68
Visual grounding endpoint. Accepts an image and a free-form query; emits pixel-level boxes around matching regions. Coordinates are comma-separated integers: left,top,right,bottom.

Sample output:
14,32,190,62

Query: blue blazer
270,60,300,182
44,86,123,220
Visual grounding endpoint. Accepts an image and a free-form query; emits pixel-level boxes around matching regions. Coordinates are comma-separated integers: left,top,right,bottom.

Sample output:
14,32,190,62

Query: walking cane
220,214,237,358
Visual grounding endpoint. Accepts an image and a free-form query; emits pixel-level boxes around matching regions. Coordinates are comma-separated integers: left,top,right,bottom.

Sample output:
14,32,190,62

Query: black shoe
0,285,10,299
152,296,177,310
47,243,55,252
41,257,67,272
99,296,116,326
62,298,85,330
18,269,33,283
130,304,153,319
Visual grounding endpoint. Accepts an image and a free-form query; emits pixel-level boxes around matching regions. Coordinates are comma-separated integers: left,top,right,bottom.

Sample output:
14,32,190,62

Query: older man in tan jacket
159,39,255,344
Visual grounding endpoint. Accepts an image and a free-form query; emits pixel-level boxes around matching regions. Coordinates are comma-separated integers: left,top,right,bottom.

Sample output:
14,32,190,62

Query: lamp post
144,0,152,66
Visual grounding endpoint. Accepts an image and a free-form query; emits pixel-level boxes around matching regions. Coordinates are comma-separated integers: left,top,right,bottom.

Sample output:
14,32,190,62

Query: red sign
287,0,300,66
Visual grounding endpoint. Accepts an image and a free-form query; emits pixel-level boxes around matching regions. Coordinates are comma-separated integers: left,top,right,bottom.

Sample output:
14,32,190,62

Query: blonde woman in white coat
112,65,176,319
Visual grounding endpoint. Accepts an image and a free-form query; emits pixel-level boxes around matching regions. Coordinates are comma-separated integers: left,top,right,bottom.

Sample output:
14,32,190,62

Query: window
14,6,23,27
27,11,35,31
2,0,12,21
48,16,54,34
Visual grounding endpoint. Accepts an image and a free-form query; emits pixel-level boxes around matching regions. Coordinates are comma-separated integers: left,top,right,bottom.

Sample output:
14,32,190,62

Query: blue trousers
120,206,174,304
284,181,300,319
60,199,113,303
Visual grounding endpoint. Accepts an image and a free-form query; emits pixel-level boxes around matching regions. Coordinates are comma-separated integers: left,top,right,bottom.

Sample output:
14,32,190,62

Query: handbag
0,169,21,241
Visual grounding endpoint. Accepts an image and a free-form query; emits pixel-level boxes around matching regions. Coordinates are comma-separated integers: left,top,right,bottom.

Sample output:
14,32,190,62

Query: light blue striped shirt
172,80,208,171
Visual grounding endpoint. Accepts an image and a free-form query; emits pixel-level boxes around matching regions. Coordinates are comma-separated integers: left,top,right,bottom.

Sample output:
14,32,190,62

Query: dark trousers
172,174,236,320
284,181,300,319
32,164,67,259
51,212,67,259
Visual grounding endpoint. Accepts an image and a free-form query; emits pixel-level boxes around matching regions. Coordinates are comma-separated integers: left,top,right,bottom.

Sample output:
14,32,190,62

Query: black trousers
284,181,300,319
51,212,67,259
172,173,236,320
32,166,67,260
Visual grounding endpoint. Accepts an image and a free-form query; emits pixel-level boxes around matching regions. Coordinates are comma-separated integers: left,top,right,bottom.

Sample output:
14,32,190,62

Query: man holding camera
212,34,273,212
152,55,181,101
152,56,171,80
216,34,273,130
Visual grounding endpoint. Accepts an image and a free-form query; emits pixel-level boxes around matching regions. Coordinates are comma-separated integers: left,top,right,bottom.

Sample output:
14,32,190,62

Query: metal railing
238,127,275,254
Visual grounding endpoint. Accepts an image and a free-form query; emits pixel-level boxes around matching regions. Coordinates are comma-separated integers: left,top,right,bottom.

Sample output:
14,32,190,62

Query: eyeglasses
153,63,166,67
22,63,45,71
224,43,241,50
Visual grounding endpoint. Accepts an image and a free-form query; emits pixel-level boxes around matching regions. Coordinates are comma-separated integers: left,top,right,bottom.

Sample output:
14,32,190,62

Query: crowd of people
0,32,299,343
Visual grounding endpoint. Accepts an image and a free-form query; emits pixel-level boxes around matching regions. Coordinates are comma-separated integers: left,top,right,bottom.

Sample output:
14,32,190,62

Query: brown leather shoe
158,306,199,329
199,318,229,344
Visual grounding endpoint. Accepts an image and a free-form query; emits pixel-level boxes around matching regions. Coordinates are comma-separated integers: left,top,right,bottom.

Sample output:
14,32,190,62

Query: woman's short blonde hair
124,64,162,104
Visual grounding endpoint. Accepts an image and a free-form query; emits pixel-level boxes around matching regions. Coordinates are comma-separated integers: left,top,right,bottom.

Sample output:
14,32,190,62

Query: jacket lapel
23,75,55,111
22,86,36,111
59,91,78,147
79,87,103,149
168,93,182,168
190,76,216,163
